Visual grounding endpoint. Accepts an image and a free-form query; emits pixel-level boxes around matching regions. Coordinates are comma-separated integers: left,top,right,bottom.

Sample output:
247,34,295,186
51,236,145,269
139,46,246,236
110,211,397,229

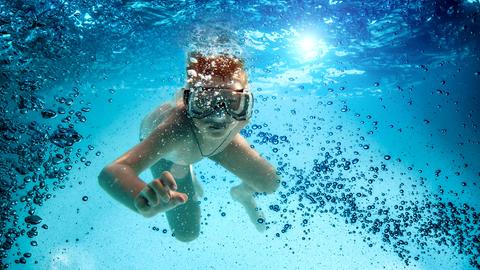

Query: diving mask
184,87,253,121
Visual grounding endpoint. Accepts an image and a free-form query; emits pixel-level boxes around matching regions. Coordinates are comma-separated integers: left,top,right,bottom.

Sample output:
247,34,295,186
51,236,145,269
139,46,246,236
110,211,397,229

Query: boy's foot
230,184,266,232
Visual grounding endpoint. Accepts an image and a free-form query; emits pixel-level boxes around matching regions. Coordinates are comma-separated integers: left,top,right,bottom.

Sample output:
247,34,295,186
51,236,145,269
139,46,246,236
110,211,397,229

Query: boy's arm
209,134,280,194
98,115,183,214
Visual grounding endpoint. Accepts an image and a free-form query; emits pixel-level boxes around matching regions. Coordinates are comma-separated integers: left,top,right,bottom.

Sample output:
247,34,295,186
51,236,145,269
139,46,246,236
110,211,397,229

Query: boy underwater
98,52,280,242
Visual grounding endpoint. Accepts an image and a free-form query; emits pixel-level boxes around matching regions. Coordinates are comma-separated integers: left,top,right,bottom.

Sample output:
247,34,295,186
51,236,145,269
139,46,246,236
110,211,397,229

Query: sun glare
297,35,328,61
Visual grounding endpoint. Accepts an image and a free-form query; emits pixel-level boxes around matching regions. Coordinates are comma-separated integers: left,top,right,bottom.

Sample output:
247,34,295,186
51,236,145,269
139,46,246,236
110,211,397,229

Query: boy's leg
150,159,201,242
230,183,266,232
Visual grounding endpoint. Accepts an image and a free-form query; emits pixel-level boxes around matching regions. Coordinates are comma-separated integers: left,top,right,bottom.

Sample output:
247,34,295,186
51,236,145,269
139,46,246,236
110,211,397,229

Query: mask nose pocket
213,108,226,118
209,108,233,124
216,101,226,109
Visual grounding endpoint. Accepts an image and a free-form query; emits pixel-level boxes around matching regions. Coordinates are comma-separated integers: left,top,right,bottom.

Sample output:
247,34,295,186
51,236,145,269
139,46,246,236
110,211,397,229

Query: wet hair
186,52,247,83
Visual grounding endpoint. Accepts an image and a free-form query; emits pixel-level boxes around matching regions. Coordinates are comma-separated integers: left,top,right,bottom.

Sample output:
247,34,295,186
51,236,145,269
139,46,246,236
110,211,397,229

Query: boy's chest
163,141,202,165
163,135,230,165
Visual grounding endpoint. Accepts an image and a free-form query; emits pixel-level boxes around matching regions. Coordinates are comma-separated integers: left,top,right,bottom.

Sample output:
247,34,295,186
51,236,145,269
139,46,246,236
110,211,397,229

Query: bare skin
98,71,280,241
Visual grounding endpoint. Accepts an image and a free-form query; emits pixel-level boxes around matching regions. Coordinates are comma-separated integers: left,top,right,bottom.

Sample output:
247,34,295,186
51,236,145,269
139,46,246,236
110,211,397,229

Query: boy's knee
166,198,201,243
256,177,280,194
173,229,199,242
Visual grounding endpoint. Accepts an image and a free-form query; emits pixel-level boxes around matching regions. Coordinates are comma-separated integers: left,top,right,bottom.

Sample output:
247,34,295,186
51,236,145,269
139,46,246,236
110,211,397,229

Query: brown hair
186,52,246,83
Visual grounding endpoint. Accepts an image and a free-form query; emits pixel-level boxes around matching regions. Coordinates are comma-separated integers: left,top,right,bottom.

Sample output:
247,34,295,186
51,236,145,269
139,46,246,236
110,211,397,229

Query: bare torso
139,98,240,166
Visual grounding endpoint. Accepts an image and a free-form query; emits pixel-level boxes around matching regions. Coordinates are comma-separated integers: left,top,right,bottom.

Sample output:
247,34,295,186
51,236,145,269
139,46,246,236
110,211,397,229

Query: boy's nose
212,110,227,120
209,108,232,123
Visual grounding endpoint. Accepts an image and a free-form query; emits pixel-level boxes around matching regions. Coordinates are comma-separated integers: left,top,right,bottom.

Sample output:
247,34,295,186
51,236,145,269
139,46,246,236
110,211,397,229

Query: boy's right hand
133,171,188,218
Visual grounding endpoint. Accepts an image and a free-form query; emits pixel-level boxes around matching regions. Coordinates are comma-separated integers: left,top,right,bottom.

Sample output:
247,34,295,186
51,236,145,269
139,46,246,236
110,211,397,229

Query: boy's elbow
98,165,116,188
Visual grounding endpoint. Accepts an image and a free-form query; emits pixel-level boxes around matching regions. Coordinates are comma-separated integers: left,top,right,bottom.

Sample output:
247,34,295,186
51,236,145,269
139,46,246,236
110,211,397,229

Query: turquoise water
1,1,479,269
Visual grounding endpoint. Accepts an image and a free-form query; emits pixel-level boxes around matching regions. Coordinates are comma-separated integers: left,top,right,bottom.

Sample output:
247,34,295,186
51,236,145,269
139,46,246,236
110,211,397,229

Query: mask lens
224,91,252,120
187,87,253,120
189,90,213,117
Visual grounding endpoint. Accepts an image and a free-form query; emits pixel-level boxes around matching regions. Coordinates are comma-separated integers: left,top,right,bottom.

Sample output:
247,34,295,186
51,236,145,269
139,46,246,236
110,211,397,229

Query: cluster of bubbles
188,24,245,59
0,84,99,268
240,120,479,268
0,2,101,268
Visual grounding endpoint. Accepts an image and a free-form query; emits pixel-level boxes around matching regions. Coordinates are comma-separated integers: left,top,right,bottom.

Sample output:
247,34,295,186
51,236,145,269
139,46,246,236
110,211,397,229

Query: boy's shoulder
161,101,191,135
140,99,189,136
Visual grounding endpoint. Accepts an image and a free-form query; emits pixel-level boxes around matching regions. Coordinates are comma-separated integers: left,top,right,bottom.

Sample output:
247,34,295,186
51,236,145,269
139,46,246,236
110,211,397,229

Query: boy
98,52,280,242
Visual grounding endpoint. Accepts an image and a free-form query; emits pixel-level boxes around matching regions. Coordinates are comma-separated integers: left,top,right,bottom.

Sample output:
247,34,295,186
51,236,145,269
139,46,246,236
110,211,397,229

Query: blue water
1,0,479,269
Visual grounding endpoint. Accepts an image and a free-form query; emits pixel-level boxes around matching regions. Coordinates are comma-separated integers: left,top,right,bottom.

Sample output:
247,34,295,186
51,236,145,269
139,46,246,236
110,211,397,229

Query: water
1,0,479,269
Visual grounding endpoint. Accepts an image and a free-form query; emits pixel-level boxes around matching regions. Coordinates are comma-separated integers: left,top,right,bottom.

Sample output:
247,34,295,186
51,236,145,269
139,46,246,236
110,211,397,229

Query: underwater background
1,0,479,269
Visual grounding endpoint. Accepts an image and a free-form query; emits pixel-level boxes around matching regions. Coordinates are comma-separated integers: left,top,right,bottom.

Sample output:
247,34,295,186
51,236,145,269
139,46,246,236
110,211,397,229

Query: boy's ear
183,88,189,106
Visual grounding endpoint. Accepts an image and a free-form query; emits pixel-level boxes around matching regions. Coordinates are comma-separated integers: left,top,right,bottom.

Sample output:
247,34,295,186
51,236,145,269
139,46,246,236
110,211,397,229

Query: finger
140,186,158,206
161,171,178,191
149,179,170,203
169,191,188,205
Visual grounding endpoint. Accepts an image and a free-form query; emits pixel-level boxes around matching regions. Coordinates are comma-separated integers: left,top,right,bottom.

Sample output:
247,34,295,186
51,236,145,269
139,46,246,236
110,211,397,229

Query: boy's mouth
209,124,227,130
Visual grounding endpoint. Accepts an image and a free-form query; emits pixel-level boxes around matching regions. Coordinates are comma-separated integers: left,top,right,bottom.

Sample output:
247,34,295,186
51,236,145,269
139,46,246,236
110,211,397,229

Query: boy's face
189,71,249,138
